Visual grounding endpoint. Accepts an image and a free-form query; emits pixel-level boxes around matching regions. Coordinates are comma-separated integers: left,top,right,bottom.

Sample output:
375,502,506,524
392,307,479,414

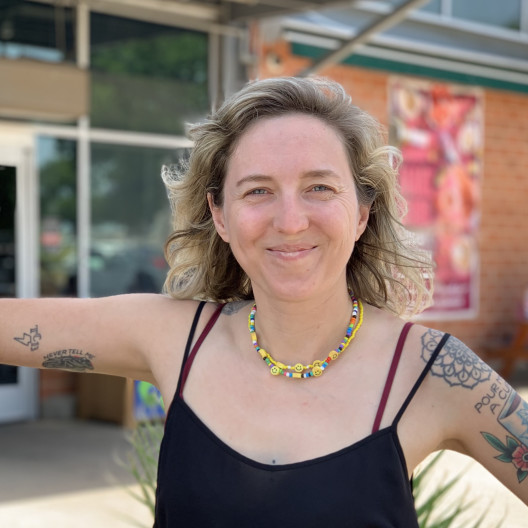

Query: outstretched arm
427,332,528,505
0,294,188,384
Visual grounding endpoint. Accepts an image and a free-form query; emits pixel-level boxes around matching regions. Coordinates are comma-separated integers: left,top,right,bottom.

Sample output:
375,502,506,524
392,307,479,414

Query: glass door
0,138,38,422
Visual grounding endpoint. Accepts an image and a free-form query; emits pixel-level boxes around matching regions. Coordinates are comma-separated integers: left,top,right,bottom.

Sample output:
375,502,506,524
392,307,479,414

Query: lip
266,245,316,260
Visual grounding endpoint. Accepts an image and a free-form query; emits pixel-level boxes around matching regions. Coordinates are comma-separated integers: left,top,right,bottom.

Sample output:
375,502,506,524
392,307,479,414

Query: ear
355,204,370,241
207,193,230,243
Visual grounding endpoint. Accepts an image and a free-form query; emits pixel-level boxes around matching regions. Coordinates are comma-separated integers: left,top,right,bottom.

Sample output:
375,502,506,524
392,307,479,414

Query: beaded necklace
248,294,363,379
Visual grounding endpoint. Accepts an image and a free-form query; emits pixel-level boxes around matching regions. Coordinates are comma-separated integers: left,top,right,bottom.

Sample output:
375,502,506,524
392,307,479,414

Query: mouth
267,245,316,259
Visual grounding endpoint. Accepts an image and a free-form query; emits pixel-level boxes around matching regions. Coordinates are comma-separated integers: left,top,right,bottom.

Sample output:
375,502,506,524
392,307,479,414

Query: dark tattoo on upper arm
423,329,528,483
222,300,252,315
421,331,491,389
42,349,94,372
14,325,42,351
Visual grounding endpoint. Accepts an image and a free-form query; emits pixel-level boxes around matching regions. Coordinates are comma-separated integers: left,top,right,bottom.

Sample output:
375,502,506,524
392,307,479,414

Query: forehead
227,113,349,173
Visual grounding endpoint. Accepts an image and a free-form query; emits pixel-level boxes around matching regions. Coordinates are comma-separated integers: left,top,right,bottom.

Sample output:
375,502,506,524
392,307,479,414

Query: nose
272,195,309,234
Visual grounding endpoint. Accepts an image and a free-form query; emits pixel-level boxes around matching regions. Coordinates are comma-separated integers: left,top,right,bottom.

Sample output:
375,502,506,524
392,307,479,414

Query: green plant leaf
414,450,505,528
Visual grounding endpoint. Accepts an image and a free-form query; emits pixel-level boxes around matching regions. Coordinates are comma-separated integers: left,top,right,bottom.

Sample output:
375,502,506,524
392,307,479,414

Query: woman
1,77,527,526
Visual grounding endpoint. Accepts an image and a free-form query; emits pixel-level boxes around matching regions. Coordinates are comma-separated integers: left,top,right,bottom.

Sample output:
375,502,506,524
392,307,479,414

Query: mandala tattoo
421,329,491,389
222,300,252,315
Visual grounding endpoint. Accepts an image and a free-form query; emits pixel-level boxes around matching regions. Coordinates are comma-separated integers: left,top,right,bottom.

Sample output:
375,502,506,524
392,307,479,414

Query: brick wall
256,39,528,358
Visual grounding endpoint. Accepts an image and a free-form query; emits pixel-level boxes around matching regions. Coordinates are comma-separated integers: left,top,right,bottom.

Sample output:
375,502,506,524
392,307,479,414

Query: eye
249,188,268,195
311,185,332,192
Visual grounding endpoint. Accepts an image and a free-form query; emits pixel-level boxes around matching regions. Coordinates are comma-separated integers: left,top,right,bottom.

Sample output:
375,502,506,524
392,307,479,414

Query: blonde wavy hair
162,76,433,316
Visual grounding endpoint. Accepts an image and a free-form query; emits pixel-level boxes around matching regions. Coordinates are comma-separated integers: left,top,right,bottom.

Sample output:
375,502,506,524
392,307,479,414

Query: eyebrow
235,170,340,187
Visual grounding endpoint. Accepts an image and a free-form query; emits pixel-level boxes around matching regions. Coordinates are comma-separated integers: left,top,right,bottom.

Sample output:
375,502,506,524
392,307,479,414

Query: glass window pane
384,0,441,12
0,0,75,62
420,0,442,14
0,165,18,383
0,165,16,298
452,0,521,30
90,143,184,297
90,14,209,135
38,138,77,296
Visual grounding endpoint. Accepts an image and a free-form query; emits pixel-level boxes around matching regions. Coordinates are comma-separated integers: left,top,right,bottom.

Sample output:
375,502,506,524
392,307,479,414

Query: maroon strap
371,322,414,433
178,303,224,397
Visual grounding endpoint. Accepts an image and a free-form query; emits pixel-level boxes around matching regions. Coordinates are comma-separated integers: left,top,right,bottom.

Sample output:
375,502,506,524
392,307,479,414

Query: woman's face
209,113,369,302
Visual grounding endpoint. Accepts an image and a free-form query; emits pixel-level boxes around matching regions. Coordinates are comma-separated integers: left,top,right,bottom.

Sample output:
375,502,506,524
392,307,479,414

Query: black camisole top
154,302,450,527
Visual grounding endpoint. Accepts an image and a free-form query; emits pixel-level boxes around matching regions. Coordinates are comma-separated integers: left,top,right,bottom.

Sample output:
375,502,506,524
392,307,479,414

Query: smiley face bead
312,366,323,377
270,365,281,376
293,363,304,373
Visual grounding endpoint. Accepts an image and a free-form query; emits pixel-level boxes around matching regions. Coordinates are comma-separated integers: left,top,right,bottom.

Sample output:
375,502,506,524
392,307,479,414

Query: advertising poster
389,78,483,318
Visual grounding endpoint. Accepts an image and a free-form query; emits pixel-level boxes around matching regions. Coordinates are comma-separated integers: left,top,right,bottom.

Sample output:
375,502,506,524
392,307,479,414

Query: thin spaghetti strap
175,301,206,398
178,302,224,398
392,332,451,427
372,322,414,433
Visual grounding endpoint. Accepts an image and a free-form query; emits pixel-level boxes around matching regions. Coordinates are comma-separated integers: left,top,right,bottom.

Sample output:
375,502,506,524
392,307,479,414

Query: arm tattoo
222,300,252,315
481,393,528,483
42,349,94,372
421,330,491,389
422,329,528,483
14,325,42,351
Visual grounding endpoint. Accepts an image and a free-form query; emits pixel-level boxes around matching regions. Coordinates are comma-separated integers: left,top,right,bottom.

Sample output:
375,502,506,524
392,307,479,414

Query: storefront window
90,14,209,135
452,0,521,30
38,138,77,296
0,0,75,62
0,165,16,298
420,0,441,14
90,143,184,297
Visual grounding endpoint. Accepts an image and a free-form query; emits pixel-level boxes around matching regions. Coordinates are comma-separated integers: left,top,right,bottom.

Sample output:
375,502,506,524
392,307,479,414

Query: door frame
0,123,39,422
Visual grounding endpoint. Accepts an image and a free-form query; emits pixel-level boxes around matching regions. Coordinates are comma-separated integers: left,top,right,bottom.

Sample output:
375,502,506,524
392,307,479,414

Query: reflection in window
0,0,75,62
38,138,77,297
419,0,441,14
90,143,185,297
90,14,209,135
0,165,16,298
452,0,521,30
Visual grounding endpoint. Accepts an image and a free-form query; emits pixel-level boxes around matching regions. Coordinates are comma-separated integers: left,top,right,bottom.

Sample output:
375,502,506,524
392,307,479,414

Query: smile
267,246,316,260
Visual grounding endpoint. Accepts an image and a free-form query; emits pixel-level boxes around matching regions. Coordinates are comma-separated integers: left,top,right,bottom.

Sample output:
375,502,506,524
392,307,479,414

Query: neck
250,289,356,368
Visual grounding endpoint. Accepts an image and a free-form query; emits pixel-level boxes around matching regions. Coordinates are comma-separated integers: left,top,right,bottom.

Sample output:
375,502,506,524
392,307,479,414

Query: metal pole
299,0,432,76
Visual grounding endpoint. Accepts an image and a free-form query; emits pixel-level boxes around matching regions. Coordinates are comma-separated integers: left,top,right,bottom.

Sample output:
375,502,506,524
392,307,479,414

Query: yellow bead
276,362,287,370
312,360,322,368
294,363,304,373
329,351,339,361
312,366,323,377
259,350,267,359
270,366,280,376
292,372,302,379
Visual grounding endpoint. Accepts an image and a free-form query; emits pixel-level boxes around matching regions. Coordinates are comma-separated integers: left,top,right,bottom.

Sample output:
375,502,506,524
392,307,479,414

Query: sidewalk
0,420,153,528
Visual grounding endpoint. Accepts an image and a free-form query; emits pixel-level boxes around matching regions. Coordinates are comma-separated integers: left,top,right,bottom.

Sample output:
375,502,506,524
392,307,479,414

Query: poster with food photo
389,77,483,318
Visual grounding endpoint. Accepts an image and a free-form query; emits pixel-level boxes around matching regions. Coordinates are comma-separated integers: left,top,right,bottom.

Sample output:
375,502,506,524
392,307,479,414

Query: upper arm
0,294,195,385
432,335,528,505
